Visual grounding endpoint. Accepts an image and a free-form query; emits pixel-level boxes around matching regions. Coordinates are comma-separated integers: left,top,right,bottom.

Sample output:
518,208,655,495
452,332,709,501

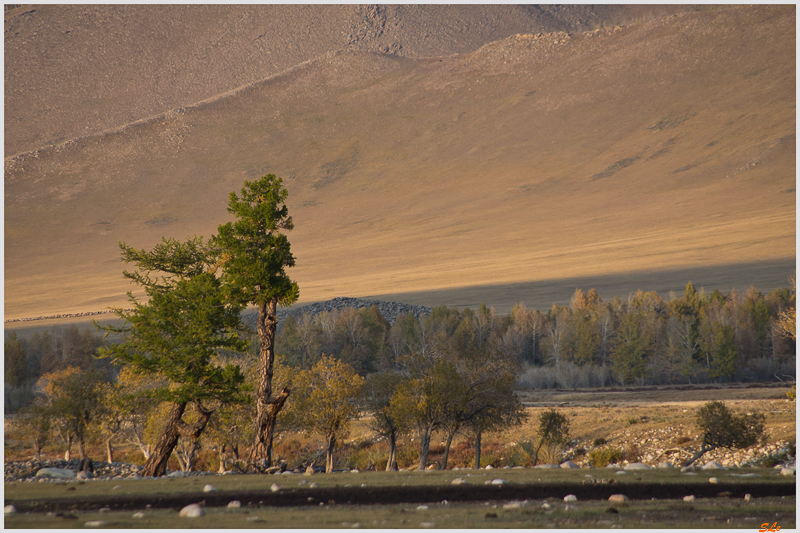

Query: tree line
4,173,795,476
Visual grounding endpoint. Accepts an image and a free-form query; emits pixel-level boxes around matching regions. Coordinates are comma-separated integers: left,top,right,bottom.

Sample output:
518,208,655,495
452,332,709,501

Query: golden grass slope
4,5,795,320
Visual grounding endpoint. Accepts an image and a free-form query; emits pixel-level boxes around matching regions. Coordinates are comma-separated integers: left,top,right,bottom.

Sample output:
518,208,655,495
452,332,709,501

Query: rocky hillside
5,4,698,156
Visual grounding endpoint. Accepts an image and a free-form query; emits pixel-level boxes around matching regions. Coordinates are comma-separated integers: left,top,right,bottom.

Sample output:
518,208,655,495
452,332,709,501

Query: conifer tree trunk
249,299,291,470
141,401,213,477
142,402,186,477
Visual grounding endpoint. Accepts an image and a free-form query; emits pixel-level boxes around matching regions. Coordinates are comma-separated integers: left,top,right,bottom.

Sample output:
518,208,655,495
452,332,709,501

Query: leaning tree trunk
386,429,398,471
248,299,291,471
141,401,213,477
440,430,456,470
106,438,114,464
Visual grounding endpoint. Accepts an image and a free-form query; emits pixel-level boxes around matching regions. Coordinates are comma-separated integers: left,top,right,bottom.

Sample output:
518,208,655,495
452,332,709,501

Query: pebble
132,512,145,518
203,484,216,492
683,495,696,502
709,477,720,484
84,520,107,527
228,501,241,509
564,494,577,502
608,494,629,504
4,505,16,515
270,483,281,492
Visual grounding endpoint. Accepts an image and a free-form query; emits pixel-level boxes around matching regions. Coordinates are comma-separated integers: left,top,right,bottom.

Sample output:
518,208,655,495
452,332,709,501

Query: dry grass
4,5,795,320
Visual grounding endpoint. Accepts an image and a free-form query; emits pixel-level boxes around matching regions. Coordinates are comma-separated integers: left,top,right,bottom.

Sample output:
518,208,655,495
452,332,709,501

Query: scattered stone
420,522,435,528
84,520,107,527
533,464,560,469
503,501,524,510
76,471,94,480
36,468,76,479
489,479,508,485
683,495,696,502
615,470,628,475
167,471,186,478
451,478,467,485
270,483,281,493
542,503,552,509
744,494,752,502
608,494,629,505
4,505,16,515
98,507,111,513
485,465,494,470
179,503,205,517
560,461,580,469
309,482,319,489
680,465,697,473
228,500,241,509
702,461,724,470
563,494,577,502
247,516,264,522
203,484,216,492
781,467,796,476
624,462,653,471
657,461,674,469
112,485,122,490
709,477,720,484
132,512,145,518
417,505,428,511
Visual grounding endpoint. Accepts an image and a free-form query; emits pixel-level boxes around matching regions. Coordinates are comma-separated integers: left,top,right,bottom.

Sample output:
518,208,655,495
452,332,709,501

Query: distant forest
5,279,795,413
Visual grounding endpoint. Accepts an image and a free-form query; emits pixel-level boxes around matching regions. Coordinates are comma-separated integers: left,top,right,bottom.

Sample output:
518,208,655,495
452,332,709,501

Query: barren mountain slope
4,4,701,156
4,5,795,320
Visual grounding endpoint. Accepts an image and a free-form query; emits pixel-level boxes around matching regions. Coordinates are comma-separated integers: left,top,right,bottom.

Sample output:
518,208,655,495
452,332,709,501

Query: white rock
542,502,552,509
503,501,524,509
36,468,76,479
309,482,319,489
247,516,264,522
657,462,674,469
560,461,580,469
781,468,796,476
683,495,696,502
270,483,281,493
624,462,653,470
179,503,205,517
76,471,94,480
709,477,720,484
420,522,435,528
203,484,216,492
702,460,724,470
227,500,241,509
485,465,494,469
167,471,185,478
132,512,145,518
4,505,16,515
615,470,628,475
533,464,561,469
563,494,577,502
84,520,107,527
490,479,508,485
417,505,429,511
608,494,629,504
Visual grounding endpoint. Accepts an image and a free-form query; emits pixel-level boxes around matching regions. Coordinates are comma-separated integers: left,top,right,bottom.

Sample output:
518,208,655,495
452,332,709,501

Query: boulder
76,471,94,480
563,494,577,502
560,461,580,469
179,504,205,517
683,495,696,502
533,464,561,469
701,460,724,470
203,484,216,492
35,467,76,479
608,494,629,505
657,461,674,469
624,462,653,471
228,500,241,509
781,467,795,476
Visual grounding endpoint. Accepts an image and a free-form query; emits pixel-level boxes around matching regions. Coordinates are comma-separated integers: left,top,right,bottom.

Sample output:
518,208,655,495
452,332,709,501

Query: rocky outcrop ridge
244,297,432,331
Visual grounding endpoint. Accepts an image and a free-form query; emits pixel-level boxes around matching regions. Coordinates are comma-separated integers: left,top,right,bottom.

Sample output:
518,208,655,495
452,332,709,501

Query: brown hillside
4,4,695,157
4,5,795,320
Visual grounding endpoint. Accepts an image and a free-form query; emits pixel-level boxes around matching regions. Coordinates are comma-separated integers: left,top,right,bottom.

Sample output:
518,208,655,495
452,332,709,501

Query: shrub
592,437,607,447
588,447,624,467
623,443,642,463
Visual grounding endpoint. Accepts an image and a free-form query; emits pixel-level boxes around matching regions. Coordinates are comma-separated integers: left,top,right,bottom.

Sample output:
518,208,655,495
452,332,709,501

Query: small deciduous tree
98,237,249,477
683,401,766,466
214,174,299,471
38,366,107,460
285,355,364,473
362,369,405,471
10,400,51,461
530,409,571,466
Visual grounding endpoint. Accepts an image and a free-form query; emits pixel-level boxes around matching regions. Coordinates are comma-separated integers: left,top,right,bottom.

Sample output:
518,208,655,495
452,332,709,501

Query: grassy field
4,468,796,529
